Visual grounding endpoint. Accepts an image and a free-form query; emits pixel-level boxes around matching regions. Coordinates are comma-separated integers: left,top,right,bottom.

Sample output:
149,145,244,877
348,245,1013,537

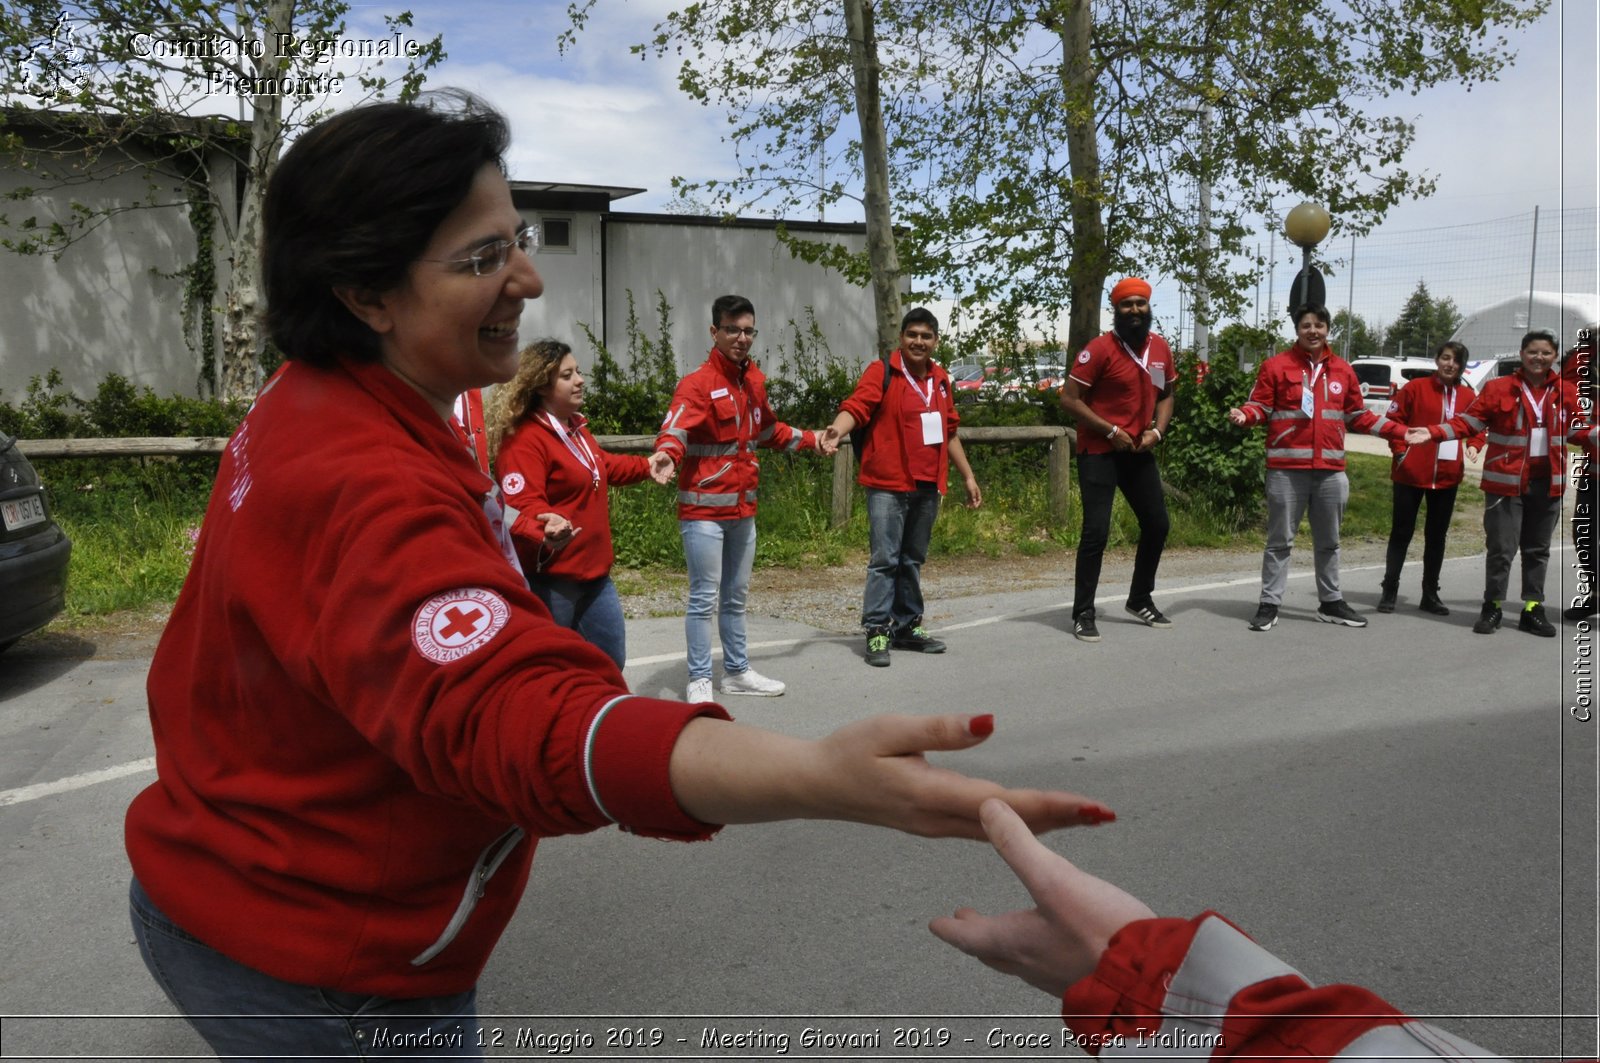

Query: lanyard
1441,381,1457,422
1302,355,1326,393
898,359,936,409
1517,379,1548,428
544,412,601,489
1115,336,1152,377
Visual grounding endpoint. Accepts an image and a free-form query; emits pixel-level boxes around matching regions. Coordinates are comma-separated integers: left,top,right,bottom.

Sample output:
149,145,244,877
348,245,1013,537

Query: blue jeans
129,878,482,1060
863,487,941,632
529,574,627,668
681,517,757,679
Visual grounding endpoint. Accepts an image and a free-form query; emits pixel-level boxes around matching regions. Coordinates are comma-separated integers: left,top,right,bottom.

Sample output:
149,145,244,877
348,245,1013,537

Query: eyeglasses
717,326,759,339
425,226,539,277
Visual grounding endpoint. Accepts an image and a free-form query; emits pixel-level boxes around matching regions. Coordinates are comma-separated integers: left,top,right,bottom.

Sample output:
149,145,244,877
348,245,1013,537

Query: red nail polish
1083,805,1116,823
969,714,995,737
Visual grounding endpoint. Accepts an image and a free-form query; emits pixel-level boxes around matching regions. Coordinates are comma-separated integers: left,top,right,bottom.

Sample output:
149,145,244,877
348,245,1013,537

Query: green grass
36,448,1491,621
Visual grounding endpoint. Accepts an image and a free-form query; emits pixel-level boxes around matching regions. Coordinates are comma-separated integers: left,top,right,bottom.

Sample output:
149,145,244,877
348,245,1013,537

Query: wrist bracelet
1106,425,1118,440
1152,427,1163,442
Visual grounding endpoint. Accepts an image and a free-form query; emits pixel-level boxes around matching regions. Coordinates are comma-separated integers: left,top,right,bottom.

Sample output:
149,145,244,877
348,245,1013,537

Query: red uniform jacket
837,350,961,493
1562,340,1598,468
125,358,728,998
496,412,651,581
1385,374,1482,489
1429,373,1583,498
1238,347,1405,469
655,350,816,521
1063,912,1504,1060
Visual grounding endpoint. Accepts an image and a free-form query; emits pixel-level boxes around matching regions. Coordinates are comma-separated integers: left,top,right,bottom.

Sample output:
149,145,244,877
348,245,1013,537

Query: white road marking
0,756,155,808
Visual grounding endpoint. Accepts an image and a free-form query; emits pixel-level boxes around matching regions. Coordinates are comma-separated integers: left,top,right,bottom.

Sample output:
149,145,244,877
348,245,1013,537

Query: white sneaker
685,677,714,703
720,668,786,696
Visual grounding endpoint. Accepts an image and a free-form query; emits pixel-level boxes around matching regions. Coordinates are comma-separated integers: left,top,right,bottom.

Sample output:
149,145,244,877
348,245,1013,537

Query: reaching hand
648,450,676,485
818,426,842,456
536,512,578,551
1226,407,1248,427
929,799,1155,998
1404,426,1432,445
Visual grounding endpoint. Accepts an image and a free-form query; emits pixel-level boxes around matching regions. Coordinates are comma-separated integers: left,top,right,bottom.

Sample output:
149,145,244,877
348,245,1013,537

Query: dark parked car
0,432,71,652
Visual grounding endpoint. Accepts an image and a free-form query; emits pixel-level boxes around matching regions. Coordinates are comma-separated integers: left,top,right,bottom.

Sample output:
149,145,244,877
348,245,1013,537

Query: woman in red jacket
1377,341,1482,615
488,339,673,667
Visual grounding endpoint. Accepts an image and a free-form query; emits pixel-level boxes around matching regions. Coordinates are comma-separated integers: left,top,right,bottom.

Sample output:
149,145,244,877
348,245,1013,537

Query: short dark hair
1520,329,1558,352
1293,304,1331,328
711,295,755,326
264,90,511,366
1435,340,1469,362
900,307,939,335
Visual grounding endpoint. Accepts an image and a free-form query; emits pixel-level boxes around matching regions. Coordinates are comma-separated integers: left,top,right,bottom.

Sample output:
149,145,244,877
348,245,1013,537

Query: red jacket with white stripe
1384,374,1482,489
1062,912,1505,1061
1562,341,1598,469
837,350,961,493
126,357,728,999
1427,373,1583,498
1238,347,1406,470
495,412,651,582
655,350,817,521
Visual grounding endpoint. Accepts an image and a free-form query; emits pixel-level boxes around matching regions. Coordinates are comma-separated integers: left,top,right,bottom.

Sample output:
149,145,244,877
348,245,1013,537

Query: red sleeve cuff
585,695,732,841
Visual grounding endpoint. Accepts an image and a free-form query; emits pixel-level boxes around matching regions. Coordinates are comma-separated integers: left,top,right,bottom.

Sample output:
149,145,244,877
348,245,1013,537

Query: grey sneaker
865,629,891,667
1072,612,1101,642
891,625,946,653
1316,599,1368,628
1248,603,1279,631
720,668,786,696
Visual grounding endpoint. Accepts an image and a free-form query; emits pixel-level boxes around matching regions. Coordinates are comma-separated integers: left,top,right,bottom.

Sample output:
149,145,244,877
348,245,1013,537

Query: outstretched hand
817,426,842,456
929,798,1154,998
536,512,578,550
648,450,676,485
1226,407,1248,427
1404,426,1432,445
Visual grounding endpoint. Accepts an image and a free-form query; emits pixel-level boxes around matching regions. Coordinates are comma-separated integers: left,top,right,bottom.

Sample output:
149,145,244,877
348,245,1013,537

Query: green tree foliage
1160,352,1266,528
1331,309,1382,361
0,1,444,399
1381,280,1462,359
568,0,1543,358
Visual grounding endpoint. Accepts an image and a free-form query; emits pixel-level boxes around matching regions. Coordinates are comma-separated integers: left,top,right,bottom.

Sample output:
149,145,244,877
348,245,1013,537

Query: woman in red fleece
488,339,674,667
123,91,1112,1062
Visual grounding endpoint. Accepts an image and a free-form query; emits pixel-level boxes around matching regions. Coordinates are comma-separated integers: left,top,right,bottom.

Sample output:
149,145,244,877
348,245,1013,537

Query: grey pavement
1,541,1595,1061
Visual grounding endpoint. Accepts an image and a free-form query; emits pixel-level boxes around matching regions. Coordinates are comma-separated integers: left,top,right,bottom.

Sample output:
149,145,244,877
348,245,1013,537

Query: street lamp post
1282,201,1330,321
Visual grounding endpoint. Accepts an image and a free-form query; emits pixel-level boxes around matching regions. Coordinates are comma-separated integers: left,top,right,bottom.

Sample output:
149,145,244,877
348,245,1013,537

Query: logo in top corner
1329,380,1343,395
500,472,525,496
412,588,511,664
1077,350,1091,364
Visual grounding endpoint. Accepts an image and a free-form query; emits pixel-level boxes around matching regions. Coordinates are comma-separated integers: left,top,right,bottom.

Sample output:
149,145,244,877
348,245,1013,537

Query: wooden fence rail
16,426,1077,528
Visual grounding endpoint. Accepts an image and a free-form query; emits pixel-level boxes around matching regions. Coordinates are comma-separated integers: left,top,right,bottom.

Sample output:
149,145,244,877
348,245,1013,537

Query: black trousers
1074,450,1169,618
1382,482,1460,594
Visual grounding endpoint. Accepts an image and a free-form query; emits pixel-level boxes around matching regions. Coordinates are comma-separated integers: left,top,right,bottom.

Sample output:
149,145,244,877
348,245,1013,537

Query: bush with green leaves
1159,353,1266,528
0,369,249,439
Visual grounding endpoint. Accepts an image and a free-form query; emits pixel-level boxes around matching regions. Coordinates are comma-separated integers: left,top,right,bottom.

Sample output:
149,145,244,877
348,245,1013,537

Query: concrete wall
0,132,232,406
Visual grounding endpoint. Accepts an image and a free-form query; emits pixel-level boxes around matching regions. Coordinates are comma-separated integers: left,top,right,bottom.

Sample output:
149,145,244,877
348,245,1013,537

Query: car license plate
2,494,46,532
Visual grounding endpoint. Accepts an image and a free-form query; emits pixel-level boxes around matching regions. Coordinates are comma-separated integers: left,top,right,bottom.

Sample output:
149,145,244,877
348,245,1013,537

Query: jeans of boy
863,485,941,632
130,877,481,1061
1483,479,1560,603
680,517,757,679
528,574,627,668
1382,482,1459,594
1262,468,1348,605
1073,451,1170,618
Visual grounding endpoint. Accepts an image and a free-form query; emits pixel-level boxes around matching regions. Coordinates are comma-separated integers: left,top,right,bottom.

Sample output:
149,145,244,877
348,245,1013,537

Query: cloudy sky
318,2,1600,336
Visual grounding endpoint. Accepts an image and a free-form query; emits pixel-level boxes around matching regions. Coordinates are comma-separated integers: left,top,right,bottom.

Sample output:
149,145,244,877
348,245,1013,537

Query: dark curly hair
263,89,511,366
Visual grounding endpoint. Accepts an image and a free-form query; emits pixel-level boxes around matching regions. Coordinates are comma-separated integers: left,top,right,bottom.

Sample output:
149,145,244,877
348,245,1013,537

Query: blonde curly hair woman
488,339,676,666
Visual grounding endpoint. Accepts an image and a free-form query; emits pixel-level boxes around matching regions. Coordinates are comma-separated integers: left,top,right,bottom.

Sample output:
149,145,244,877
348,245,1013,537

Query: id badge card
1438,440,1460,461
1300,386,1315,417
1150,365,1166,390
1529,428,1549,458
920,410,944,445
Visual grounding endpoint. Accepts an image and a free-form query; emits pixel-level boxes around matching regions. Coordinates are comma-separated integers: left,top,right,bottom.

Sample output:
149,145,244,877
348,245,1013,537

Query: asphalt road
1,540,1595,1061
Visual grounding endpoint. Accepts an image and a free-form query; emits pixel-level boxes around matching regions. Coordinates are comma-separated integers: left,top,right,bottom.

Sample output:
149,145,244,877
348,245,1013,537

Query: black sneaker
1565,597,1598,621
1072,612,1101,642
1472,602,1502,634
1376,585,1397,613
891,625,947,653
1418,590,1450,616
1317,599,1368,627
1518,604,1557,638
1247,603,1278,631
865,628,891,667
1124,600,1173,628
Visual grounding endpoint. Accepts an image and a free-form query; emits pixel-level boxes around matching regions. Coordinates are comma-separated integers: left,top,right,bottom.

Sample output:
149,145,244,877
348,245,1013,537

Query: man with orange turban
1059,277,1176,642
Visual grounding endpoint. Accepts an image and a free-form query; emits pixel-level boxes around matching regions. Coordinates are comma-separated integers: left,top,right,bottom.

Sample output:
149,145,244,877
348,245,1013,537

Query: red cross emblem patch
501,472,525,495
411,588,511,664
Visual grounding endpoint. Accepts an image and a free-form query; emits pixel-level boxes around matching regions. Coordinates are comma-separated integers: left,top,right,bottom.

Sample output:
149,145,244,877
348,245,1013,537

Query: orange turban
1109,278,1151,305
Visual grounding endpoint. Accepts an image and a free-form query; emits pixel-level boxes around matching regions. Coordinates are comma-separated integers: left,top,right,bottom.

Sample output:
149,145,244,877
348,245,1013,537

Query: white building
1449,290,1599,360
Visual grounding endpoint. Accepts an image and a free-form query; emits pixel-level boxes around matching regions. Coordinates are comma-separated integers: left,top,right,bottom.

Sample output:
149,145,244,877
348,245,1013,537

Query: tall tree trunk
844,0,901,357
1058,0,1107,356
220,0,289,401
